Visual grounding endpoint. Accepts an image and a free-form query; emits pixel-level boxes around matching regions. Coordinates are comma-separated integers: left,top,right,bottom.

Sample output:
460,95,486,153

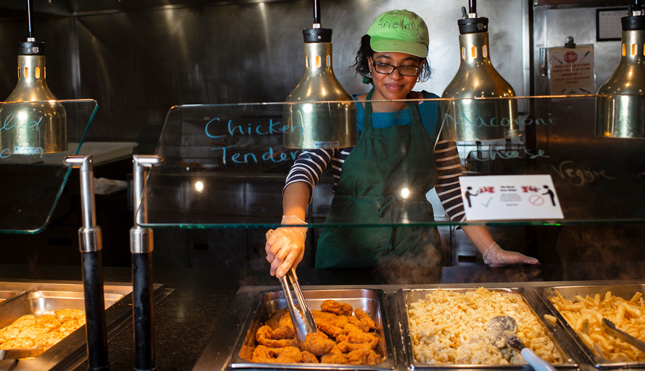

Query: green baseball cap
367,9,429,58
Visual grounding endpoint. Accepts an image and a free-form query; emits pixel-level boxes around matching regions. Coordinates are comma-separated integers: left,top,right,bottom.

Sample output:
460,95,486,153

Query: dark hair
352,35,431,83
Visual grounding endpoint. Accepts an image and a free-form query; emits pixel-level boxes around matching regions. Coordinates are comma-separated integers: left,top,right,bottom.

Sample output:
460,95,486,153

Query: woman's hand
483,242,539,267
265,215,307,278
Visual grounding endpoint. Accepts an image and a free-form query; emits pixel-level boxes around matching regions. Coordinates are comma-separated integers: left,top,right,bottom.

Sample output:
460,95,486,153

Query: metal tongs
279,268,318,342
603,318,645,353
266,228,317,342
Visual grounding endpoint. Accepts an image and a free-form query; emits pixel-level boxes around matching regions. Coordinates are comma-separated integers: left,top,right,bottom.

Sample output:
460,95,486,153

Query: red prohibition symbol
528,194,544,206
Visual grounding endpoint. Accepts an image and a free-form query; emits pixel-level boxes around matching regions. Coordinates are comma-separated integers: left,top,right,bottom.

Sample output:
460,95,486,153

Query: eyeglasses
372,62,421,77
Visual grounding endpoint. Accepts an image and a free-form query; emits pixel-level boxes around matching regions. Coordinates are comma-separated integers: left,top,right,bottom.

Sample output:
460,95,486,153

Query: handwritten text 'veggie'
551,160,617,186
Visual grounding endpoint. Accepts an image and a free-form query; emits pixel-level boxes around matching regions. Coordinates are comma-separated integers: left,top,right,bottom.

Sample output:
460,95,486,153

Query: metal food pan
0,281,139,371
533,283,645,369
0,290,125,328
0,290,24,304
229,288,395,370
400,287,577,369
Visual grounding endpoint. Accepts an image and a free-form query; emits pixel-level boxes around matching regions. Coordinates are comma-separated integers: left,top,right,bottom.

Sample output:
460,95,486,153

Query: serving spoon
487,315,557,371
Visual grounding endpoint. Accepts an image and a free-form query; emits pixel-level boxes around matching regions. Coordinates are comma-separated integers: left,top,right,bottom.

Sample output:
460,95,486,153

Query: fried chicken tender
336,341,373,353
251,345,272,362
346,316,369,332
315,321,346,338
320,348,381,365
17,315,62,340
252,345,303,363
301,332,335,356
321,300,353,316
272,311,295,339
336,323,379,349
9,315,38,329
271,326,295,339
0,315,37,342
1,337,37,350
56,319,85,337
255,325,297,348
262,309,295,339
264,308,284,329
272,346,303,363
0,326,21,343
347,348,381,365
354,308,376,330
311,310,350,338
34,331,66,349
250,301,382,365
54,309,84,322
311,310,348,327
320,352,350,364
277,310,294,328
327,344,343,354
0,309,86,356
301,350,319,363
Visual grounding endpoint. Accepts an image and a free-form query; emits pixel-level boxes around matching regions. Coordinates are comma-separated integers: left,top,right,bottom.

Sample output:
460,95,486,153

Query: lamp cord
313,0,320,25
26,0,34,39
469,0,477,14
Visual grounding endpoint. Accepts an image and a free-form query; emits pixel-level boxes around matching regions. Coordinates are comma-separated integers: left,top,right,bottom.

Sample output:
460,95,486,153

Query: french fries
550,290,645,362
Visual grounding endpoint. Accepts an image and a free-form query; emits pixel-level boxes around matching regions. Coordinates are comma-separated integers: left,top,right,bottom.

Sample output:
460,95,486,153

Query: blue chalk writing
1,113,44,132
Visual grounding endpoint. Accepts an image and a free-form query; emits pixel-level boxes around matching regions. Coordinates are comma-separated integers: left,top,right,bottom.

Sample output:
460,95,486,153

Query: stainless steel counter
194,280,645,371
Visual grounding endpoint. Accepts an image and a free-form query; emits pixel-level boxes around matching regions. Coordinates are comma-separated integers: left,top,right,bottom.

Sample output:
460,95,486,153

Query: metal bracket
64,155,103,253
130,155,161,254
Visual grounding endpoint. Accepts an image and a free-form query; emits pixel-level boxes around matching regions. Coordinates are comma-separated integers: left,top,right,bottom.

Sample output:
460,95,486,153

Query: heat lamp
0,0,66,156
441,0,519,141
283,0,356,149
595,0,645,139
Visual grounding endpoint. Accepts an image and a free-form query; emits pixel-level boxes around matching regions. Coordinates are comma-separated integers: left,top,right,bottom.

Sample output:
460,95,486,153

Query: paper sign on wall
459,175,564,221
548,44,595,95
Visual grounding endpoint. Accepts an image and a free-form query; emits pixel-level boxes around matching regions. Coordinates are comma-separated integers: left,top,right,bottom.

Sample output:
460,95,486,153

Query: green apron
315,89,443,268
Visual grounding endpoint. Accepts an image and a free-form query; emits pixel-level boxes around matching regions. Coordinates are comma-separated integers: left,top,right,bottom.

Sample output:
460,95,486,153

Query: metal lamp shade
0,54,67,155
441,32,519,141
283,41,356,149
595,29,645,139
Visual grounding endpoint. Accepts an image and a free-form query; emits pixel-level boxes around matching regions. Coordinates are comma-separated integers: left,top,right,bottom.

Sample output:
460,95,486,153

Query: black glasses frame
371,62,421,77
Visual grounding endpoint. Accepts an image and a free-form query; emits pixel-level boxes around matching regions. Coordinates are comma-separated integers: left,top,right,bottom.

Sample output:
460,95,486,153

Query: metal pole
130,155,161,371
64,155,109,371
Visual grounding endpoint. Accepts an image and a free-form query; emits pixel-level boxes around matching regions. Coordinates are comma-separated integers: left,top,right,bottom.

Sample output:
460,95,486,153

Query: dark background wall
0,0,642,272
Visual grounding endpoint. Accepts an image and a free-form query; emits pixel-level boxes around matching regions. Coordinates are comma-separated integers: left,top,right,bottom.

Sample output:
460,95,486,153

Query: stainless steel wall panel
0,0,528,142
533,4,624,95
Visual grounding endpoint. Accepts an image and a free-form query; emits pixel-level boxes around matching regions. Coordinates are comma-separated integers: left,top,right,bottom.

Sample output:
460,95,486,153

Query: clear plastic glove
265,215,307,278
482,242,539,268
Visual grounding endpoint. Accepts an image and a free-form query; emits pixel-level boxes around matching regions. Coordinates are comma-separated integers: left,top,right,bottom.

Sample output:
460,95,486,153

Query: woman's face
368,52,422,101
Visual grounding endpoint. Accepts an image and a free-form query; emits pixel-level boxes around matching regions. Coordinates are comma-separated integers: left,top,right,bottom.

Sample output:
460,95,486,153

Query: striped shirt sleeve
434,140,466,221
284,148,337,203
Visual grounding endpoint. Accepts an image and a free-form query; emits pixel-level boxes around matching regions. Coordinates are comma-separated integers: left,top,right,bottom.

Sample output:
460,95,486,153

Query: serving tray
229,288,396,370
533,283,645,369
399,287,577,369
